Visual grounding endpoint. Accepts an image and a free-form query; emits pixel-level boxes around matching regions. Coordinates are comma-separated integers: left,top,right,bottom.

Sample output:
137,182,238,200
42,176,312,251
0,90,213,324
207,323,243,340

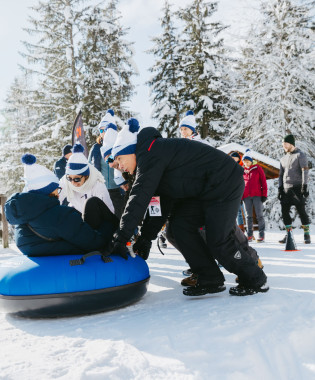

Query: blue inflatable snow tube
0,253,150,318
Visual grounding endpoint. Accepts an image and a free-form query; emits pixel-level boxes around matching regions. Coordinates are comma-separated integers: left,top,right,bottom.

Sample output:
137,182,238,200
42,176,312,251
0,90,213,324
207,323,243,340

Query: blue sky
0,0,259,126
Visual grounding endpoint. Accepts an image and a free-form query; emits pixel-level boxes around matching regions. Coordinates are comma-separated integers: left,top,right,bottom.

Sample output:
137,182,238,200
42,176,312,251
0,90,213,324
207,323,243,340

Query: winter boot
279,235,287,244
279,225,292,244
182,268,193,276
247,236,255,242
181,274,198,287
235,258,264,283
302,225,311,244
183,283,226,296
158,234,167,249
229,282,269,296
257,236,264,242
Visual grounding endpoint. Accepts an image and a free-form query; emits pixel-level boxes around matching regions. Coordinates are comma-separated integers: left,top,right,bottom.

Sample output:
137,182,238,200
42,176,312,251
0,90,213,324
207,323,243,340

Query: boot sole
229,285,269,296
183,285,226,297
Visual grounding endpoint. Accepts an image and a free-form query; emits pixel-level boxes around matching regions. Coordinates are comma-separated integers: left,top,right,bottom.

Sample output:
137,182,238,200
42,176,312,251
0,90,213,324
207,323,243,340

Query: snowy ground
1,228,315,380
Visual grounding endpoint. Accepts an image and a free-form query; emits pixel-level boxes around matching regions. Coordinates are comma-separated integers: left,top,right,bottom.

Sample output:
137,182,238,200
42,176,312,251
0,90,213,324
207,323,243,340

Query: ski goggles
106,155,115,163
66,175,84,183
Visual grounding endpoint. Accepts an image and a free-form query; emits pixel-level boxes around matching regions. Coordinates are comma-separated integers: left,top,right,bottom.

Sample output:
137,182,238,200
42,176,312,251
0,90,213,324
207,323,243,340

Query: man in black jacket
53,144,72,179
109,119,268,296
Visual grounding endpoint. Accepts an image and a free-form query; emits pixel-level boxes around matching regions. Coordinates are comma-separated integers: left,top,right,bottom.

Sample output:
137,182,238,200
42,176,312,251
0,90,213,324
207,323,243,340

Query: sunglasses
57,187,62,194
99,129,105,133
66,175,83,183
106,155,115,163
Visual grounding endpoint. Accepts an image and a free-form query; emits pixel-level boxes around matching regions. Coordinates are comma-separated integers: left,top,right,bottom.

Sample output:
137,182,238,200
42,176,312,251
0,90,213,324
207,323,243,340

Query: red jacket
242,164,267,199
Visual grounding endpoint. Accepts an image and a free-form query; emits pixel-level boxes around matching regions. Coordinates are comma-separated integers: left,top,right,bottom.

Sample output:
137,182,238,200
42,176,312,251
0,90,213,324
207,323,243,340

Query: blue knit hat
179,110,196,133
242,149,253,162
21,154,59,195
112,118,140,158
66,144,90,176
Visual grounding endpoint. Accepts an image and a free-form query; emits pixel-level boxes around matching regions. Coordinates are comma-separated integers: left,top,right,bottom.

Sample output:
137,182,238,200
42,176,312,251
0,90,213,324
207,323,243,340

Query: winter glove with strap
106,233,129,260
301,184,309,198
278,186,284,201
133,236,152,260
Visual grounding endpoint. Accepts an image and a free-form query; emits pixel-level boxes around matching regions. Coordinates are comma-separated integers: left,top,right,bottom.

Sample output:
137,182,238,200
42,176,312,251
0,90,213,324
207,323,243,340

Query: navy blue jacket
53,156,67,179
5,192,114,257
88,142,119,190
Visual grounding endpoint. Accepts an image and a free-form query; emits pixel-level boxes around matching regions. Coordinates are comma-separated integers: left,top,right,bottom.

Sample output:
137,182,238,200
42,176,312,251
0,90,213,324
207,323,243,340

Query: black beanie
230,152,241,160
283,134,295,146
62,144,72,156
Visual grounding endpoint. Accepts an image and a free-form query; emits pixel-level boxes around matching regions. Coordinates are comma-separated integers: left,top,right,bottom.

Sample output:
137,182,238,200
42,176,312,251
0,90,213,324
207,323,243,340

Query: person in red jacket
242,149,267,242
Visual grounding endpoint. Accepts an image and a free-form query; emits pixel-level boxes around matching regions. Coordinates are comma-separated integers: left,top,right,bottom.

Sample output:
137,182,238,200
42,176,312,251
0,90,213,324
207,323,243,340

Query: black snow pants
167,179,266,288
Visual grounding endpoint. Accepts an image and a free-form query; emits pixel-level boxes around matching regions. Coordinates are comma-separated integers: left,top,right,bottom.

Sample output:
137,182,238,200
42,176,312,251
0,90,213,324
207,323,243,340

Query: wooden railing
0,194,9,248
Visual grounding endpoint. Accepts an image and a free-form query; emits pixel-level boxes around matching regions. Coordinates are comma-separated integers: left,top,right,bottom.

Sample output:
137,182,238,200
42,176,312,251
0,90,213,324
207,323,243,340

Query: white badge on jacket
148,196,162,216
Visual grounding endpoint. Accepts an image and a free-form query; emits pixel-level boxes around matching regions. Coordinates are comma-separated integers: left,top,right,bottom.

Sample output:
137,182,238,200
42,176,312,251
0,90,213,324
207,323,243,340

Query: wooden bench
0,194,9,248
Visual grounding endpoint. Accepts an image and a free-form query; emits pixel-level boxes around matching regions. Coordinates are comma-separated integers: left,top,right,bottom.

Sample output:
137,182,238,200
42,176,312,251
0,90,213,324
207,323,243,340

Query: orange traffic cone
282,229,300,252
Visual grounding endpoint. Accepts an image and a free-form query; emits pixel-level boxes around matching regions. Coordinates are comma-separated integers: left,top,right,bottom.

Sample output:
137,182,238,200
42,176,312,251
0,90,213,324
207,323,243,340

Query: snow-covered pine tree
0,73,41,195
18,0,87,165
80,0,136,139
147,0,182,137
228,0,315,160
176,0,234,142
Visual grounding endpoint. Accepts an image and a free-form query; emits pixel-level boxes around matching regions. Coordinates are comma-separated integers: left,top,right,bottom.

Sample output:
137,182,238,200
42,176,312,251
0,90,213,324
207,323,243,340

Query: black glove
261,196,267,203
133,236,152,260
278,186,284,201
301,184,309,198
107,233,129,260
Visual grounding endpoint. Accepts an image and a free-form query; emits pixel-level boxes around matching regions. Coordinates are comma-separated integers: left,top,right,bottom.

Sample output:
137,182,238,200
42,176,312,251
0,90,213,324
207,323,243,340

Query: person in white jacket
59,144,114,215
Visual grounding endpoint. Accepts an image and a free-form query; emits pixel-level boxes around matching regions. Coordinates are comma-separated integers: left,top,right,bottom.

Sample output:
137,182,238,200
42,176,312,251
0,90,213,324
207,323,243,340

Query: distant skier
278,134,311,244
106,118,269,296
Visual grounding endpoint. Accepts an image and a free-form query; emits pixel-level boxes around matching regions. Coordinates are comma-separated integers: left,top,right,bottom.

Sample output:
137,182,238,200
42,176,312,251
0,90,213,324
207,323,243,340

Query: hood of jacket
136,127,162,154
5,192,60,225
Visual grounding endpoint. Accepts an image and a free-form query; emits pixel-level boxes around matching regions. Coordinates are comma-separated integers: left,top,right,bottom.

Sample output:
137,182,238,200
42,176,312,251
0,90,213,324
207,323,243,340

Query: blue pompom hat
112,118,141,158
99,109,115,130
243,149,253,162
179,110,196,133
66,144,90,176
100,123,118,158
21,154,59,195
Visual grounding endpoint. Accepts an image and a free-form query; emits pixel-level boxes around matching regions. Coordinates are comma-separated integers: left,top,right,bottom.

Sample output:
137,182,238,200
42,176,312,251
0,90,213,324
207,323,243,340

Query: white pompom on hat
179,110,196,133
112,118,140,158
66,144,90,176
243,148,253,162
21,154,59,195
99,109,115,130
100,123,118,158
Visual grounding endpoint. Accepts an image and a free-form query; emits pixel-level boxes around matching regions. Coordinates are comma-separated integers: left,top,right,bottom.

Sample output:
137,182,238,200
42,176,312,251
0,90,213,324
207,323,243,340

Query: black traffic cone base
282,230,300,252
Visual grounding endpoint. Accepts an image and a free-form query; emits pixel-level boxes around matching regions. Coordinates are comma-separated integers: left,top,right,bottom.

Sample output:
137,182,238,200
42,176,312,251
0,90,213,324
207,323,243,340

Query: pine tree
176,0,233,141
147,0,182,137
80,0,135,138
229,0,315,160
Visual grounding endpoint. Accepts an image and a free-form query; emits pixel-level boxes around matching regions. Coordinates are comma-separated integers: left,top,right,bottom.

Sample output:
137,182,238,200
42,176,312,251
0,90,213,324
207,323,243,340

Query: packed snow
1,227,315,380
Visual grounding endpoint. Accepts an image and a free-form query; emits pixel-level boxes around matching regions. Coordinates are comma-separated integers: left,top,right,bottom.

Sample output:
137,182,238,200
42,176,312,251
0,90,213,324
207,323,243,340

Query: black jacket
118,127,243,242
54,156,67,179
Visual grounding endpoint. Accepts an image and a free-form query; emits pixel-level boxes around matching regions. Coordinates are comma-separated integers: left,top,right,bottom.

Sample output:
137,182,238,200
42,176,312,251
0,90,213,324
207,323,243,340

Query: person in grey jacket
278,134,311,244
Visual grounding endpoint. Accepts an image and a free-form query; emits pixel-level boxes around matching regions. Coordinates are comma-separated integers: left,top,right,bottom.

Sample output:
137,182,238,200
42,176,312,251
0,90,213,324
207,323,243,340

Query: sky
0,0,260,127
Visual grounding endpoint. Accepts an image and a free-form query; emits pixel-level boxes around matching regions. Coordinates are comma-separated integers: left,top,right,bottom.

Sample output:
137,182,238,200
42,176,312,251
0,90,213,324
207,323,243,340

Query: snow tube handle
70,250,113,266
